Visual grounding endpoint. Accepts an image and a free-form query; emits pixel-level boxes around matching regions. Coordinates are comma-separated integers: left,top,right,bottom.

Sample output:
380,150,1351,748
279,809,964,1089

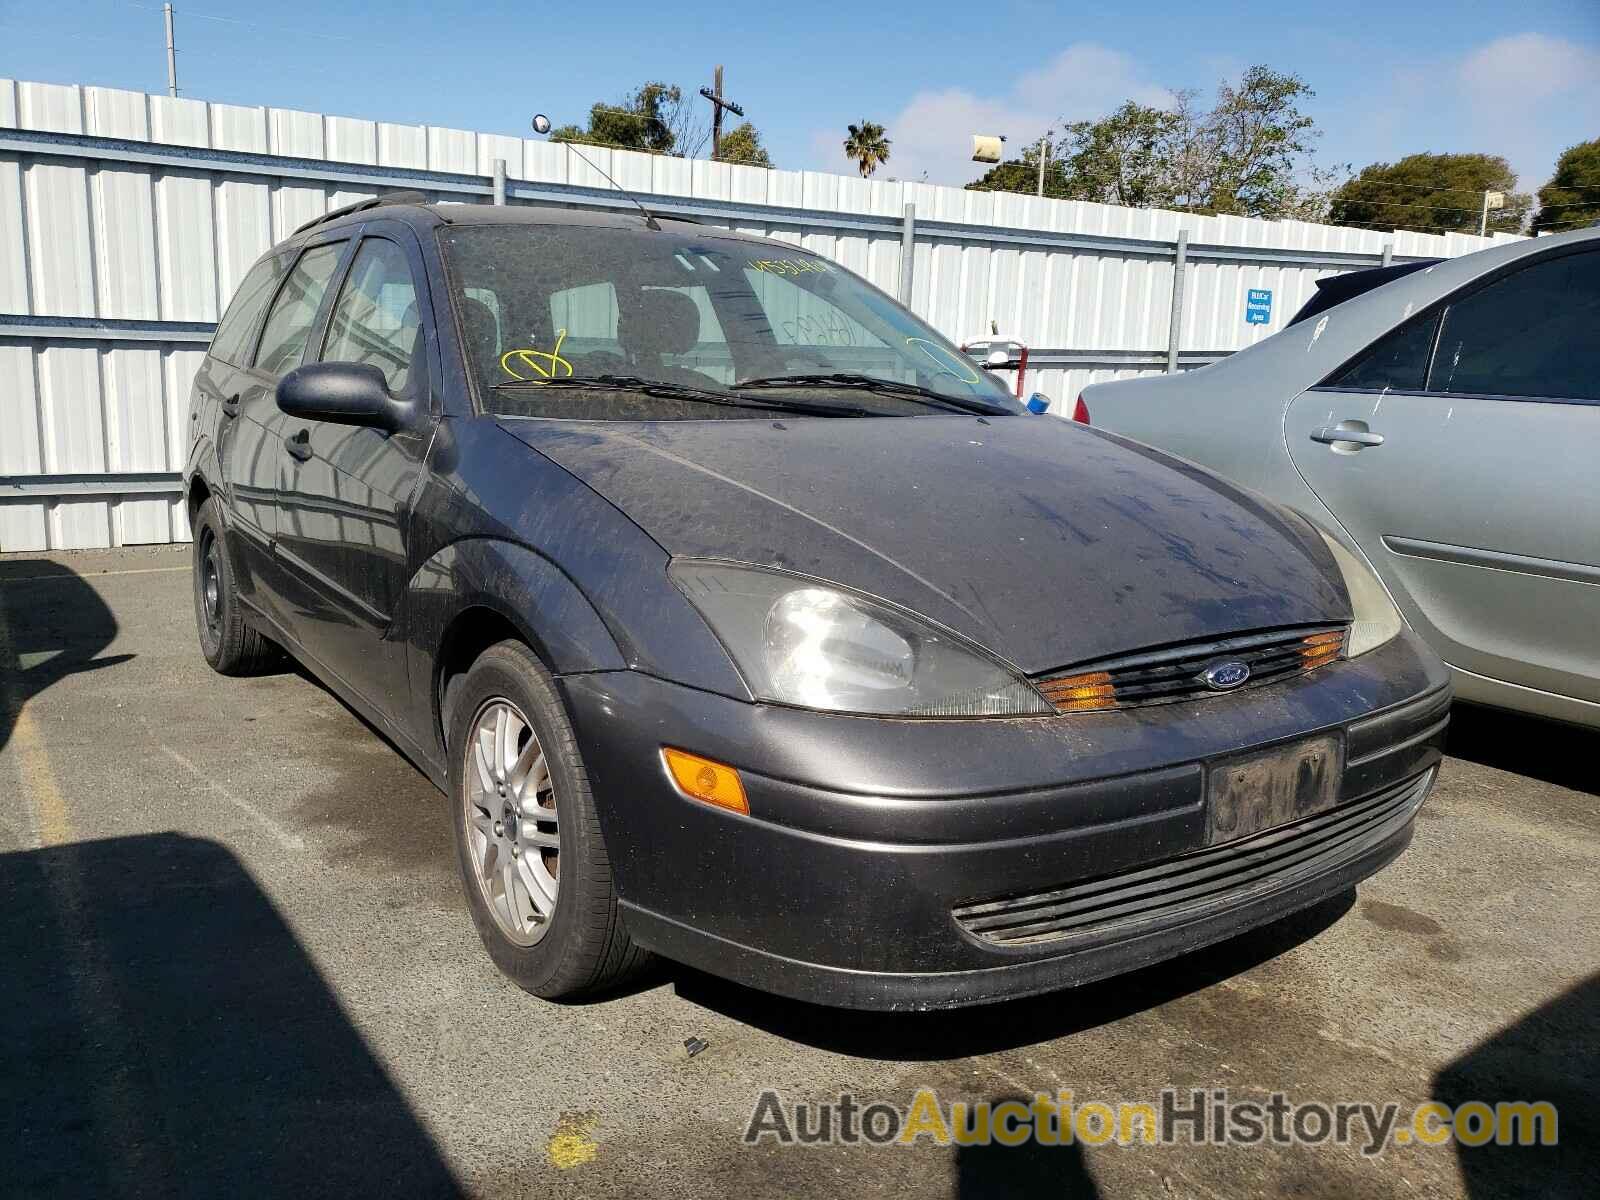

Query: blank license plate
1206,735,1342,846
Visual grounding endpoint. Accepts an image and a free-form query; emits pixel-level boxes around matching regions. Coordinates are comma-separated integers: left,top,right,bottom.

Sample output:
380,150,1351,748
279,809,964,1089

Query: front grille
953,769,1431,947
1035,626,1347,713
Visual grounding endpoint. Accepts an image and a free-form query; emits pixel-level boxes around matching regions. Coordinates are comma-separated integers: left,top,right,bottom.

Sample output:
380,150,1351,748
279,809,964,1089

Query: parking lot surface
2,546,1594,1199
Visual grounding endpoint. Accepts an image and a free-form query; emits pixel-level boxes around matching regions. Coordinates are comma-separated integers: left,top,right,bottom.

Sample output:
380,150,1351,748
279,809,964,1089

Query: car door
1285,244,1600,703
209,251,290,599
237,235,353,630
273,225,437,719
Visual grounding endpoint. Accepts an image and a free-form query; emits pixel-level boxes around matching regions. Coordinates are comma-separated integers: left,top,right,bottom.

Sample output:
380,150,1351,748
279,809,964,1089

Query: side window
321,239,422,394
254,242,345,377
1429,250,1600,402
210,254,285,366
1326,314,1437,392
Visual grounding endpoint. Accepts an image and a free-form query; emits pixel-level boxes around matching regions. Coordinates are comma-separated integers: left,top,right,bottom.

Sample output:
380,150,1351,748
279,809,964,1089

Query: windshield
438,224,1022,420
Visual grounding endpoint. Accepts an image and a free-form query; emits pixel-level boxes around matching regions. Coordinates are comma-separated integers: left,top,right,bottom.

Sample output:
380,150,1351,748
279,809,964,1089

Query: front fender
403,537,628,764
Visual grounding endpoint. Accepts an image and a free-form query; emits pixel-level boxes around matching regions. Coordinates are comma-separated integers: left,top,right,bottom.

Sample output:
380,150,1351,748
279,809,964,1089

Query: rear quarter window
1324,313,1438,392
209,254,285,367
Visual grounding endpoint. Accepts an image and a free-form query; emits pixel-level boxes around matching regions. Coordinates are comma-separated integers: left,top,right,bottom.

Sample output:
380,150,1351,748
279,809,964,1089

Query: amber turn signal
1300,629,1345,670
1037,670,1116,713
661,747,749,814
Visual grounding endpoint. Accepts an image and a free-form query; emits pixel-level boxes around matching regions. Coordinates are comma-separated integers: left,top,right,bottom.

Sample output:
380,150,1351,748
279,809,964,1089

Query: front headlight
669,561,1052,717
1313,528,1403,656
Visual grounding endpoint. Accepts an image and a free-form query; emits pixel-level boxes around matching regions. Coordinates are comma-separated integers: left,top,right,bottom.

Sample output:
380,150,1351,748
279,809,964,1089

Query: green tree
1328,153,1530,235
1531,139,1600,234
1200,67,1320,216
966,66,1327,220
550,82,706,156
714,122,773,168
1060,101,1185,207
843,121,891,178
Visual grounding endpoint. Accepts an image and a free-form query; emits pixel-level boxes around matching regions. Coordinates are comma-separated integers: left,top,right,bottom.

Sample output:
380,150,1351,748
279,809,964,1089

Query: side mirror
1026,393,1052,415
276,362,414,432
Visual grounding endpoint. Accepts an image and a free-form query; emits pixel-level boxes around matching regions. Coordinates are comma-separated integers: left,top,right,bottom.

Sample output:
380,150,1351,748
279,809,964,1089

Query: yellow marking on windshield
747,257,834,276
499,328,573,383
905,337,981,385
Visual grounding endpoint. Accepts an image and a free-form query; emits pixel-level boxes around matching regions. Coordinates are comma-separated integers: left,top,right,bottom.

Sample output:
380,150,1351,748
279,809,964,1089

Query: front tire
447,639,649,999
192,498,276,675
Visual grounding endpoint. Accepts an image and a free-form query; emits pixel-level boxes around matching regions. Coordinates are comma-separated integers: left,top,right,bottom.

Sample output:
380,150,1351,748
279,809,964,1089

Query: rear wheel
192,498,276,675
447,639,649,999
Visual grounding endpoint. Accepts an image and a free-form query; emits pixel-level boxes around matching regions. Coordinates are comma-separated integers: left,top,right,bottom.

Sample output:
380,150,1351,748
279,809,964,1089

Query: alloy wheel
463,698,560,945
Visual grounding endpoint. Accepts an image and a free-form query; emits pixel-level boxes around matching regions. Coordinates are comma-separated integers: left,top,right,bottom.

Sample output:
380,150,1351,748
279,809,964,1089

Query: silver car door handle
1311,423,1385,448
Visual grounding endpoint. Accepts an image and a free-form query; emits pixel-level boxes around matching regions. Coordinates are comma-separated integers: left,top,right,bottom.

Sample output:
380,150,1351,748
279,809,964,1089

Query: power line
1330,194,1598,216
127,1,408,50
1338,175,1600,197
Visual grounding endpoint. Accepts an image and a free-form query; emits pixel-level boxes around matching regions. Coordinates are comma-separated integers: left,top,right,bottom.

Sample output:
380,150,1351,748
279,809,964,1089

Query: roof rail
292,190,431,236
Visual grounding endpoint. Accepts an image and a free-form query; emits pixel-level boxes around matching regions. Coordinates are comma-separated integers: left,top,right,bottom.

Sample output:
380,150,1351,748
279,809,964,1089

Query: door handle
219,392,241,418
284,427,313,462
1310,420,1384,450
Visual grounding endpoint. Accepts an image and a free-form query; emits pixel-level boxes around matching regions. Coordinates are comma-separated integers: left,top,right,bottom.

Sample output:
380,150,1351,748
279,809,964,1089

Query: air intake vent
954,769,1430,947
1035,626,1347,713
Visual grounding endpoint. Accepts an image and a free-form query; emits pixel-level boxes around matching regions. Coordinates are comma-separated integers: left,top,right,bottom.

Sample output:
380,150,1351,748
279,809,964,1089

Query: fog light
662,748,749,814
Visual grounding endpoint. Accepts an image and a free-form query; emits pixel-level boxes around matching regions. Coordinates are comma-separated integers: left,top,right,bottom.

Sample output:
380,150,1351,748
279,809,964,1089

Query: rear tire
447,639,650,1000
192,497,276,676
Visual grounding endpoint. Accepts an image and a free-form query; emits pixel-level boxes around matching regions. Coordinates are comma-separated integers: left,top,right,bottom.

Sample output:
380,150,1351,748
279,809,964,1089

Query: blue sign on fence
1245,288,1273,325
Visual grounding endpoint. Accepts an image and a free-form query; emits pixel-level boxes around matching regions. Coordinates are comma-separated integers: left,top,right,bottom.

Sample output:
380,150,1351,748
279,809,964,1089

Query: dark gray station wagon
185,196,1450,1010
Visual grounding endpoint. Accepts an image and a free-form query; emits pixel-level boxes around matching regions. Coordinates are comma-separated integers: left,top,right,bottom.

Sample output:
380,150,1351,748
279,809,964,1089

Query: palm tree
843,121,892,178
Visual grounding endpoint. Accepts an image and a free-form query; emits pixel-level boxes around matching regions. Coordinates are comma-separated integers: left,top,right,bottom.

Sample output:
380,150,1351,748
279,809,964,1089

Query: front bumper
561,630,1450,1010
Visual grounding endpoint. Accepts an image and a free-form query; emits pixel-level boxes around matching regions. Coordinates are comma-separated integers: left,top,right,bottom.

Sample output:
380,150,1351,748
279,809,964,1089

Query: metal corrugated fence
0,77,1519,551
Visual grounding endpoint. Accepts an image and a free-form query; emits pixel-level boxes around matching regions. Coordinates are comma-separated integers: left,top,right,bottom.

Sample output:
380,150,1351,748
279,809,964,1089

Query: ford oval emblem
1202,659,1251,690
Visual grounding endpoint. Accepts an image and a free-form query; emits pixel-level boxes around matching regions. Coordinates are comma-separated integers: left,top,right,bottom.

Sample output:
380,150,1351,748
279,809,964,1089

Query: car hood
498,415,1348,675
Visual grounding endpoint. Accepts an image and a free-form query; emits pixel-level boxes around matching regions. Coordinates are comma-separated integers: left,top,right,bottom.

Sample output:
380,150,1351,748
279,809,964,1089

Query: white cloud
1454,34,1600,187
809,44,1170,185
1331,33,1600,193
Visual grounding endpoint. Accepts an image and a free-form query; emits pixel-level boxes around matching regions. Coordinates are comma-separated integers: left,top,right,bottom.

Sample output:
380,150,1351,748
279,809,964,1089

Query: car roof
281,192,785,252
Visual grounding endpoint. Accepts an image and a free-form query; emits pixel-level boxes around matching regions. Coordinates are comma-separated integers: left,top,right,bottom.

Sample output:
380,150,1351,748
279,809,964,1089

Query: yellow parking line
0,599,75,847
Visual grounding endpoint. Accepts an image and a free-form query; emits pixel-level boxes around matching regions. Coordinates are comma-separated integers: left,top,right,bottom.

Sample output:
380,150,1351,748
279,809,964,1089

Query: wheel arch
406,538,628,766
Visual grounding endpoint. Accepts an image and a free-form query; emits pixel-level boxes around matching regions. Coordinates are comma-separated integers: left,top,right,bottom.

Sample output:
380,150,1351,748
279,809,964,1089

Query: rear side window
1326,313,1438,392
1429,250,1600,402
254,242,345,377
209,255,284,366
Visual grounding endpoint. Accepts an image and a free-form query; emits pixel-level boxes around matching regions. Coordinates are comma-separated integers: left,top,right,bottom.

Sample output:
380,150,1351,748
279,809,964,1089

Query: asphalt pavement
1,545,1594,1199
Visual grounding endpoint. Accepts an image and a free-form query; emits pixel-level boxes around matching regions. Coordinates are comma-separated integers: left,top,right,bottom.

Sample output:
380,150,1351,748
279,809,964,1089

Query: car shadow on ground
660,890,1354,1061
0,832,462,1199
954,1115,1101,1199
0,558,132,756
1434,972,1598,1199
1445,702,1597,796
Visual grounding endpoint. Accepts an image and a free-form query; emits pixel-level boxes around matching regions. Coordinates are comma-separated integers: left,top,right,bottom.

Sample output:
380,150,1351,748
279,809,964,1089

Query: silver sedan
1081,226,1600,728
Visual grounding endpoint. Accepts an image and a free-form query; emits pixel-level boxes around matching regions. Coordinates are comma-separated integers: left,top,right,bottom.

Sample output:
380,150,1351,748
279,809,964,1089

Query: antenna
531,113,661,232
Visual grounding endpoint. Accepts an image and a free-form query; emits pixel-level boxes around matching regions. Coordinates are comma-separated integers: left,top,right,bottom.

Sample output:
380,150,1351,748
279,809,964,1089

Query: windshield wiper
491,374,865,417
734,372,1009,416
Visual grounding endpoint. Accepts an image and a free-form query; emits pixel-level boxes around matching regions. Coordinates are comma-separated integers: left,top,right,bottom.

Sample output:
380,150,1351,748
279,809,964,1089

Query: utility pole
163,3,178,97
698,66,744,161
1036,134,1049,197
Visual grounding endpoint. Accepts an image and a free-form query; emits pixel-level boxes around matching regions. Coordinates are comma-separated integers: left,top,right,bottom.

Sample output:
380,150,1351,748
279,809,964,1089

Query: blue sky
3,0,1597,191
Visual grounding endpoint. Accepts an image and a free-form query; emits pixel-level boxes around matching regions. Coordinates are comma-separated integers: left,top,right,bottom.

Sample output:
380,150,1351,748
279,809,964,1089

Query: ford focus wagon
185,195,1450,1010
